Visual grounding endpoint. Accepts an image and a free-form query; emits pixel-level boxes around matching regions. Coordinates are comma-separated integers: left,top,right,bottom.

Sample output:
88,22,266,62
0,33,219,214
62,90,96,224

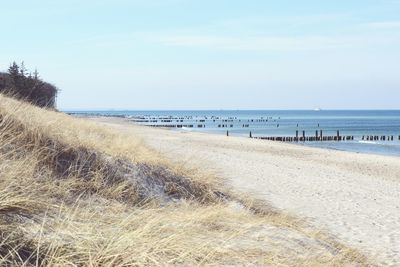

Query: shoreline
87,116,400,265
75,114,400,157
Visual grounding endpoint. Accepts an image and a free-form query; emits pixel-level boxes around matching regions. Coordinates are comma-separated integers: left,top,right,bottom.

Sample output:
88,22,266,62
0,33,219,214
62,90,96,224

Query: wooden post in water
320,130,323,141
295,130,299,142
337,130,340,141
302,131,305,142
249,131,252,138
315,130,318,140
226,130,229,137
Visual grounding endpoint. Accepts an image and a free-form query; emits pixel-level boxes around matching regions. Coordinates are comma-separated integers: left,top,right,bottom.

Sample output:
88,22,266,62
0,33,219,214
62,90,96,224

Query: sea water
67,110,400,156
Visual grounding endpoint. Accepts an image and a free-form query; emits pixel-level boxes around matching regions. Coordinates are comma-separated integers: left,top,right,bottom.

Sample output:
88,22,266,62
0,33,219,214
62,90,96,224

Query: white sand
91,117,400,266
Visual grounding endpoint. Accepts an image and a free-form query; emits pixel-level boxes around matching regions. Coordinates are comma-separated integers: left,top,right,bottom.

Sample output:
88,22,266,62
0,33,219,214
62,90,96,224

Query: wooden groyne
253,135,355,142
362,135,398,141
251,131,400,142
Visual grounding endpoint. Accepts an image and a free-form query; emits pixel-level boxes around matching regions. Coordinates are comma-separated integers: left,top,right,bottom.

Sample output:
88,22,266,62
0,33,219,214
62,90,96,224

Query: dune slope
0,95,369,266
91,117,400,266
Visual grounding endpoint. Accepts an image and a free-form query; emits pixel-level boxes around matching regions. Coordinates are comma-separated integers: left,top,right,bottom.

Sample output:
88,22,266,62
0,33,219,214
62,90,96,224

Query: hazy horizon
2,0,400,110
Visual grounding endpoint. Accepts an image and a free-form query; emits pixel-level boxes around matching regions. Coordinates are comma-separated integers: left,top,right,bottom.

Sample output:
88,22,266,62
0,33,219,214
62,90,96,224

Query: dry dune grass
0,94,371,266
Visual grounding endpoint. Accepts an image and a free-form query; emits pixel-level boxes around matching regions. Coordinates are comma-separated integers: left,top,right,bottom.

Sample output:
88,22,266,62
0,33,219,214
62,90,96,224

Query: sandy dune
90,117,400,266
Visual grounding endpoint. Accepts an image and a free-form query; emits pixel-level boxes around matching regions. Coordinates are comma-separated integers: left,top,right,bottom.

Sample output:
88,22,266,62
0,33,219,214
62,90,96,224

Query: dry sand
90,117,400,266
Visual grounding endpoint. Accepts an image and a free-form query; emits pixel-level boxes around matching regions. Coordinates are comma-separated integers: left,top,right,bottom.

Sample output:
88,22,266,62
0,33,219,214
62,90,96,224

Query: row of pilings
225,130,400,142
363,135,397,141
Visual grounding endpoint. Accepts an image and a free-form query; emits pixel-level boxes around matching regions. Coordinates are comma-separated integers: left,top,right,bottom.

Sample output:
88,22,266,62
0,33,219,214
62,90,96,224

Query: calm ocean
68,110,400,157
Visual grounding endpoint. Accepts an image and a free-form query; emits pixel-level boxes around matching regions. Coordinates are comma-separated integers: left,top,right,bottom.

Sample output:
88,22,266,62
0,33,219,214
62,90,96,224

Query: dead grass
0,94,371,266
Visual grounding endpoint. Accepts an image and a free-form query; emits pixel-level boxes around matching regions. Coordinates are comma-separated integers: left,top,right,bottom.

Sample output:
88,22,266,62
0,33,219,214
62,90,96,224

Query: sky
1,0,400,110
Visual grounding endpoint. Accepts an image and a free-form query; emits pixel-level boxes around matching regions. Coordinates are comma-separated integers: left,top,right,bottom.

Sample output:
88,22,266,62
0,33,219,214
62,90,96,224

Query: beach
90,116,400,266
3,94,373,266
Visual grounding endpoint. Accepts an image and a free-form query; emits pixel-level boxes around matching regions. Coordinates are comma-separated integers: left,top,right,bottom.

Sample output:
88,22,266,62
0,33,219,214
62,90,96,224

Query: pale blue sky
1,0,400,110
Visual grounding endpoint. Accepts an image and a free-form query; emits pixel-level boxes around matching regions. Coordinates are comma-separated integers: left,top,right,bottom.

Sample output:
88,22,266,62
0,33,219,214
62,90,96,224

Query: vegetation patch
0,62,57,108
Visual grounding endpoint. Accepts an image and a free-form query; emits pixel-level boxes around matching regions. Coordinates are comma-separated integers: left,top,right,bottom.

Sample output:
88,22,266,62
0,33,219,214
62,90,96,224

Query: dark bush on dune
0,62,58,108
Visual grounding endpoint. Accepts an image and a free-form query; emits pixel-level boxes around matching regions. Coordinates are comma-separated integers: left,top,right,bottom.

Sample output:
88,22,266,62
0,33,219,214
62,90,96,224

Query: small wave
181,127,193,131
358,140,378,145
